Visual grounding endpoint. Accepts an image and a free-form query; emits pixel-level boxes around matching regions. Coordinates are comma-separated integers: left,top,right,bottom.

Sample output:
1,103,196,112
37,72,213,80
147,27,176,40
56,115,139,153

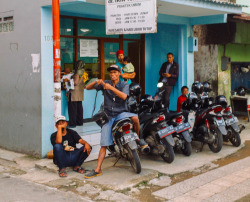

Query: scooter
152,82,192,156
128,85,176,163
92,89,142,174
216,95,245,147
182,92,224,153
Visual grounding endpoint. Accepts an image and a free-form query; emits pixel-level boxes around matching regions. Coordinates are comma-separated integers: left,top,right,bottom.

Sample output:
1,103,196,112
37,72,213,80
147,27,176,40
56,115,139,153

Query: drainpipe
52,0,61,123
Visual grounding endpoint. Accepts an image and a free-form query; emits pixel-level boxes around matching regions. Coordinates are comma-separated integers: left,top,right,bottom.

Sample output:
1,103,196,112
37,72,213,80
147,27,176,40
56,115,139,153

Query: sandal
84,169,102,179
59,168,67,177
73,166,86,174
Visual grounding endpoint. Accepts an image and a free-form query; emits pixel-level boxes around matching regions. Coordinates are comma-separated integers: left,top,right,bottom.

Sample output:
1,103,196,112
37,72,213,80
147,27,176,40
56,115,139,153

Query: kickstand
113,156,121,167
199,142,204,152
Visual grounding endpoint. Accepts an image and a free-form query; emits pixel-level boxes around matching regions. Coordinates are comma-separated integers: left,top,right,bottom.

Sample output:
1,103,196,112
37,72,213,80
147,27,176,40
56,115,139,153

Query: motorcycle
128,84,176,163
137,82,192,158
215,95,245,147
182,92,224,153
92,89,142,174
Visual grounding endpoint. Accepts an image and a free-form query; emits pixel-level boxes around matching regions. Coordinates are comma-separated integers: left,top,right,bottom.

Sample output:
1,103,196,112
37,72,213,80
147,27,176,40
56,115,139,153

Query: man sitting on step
50,116,92,177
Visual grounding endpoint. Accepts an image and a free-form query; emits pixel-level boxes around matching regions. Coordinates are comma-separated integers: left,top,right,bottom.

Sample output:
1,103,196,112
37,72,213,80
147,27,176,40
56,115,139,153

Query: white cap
55,115,66,124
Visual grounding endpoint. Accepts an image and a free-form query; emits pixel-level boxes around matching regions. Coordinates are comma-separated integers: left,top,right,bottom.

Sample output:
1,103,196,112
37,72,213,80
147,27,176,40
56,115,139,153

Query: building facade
0,0,244,157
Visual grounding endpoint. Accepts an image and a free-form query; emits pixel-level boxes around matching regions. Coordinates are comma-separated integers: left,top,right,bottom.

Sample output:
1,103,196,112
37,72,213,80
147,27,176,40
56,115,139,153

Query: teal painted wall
41,7,54,157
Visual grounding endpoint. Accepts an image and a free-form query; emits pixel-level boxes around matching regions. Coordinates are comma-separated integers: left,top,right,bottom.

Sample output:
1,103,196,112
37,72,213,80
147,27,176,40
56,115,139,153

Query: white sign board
80,39,98,57
106,0,157,35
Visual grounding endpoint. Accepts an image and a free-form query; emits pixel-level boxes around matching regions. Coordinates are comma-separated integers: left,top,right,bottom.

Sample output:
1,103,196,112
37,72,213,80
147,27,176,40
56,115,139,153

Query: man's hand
64,78,69,82
103,83,113,90
84,142,92,155
58,121,67,130
96,79,104,86
162,73,171,78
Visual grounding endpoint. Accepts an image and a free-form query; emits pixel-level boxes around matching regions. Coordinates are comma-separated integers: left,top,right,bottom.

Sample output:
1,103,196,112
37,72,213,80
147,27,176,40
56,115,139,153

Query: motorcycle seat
112,118,132,132
165,111,183,119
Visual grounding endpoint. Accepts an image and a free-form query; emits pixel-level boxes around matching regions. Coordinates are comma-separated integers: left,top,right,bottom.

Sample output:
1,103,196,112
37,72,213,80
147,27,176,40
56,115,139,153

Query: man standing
84,64,148,178
50,116,92,177
116,50,135,85
159,52,179,108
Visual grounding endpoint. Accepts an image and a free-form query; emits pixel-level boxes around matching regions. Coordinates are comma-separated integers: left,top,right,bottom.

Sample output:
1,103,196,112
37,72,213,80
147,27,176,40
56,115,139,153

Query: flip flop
73,166,86,174
59,168,67,177
84,169,102,179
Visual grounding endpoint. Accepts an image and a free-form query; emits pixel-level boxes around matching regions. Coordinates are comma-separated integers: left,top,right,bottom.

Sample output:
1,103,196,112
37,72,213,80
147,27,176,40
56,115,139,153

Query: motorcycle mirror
157,82,164,88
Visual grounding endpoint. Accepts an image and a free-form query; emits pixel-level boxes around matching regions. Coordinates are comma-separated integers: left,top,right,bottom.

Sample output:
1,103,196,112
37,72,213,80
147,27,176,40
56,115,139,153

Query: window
60,16,144,83
0,11,14,33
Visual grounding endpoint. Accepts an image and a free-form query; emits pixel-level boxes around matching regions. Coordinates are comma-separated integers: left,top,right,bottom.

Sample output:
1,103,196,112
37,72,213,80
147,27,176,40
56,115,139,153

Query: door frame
100,38,123,80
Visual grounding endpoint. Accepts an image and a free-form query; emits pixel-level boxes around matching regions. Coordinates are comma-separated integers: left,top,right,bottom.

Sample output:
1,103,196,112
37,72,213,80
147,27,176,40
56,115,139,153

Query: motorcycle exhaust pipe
239,124,245,133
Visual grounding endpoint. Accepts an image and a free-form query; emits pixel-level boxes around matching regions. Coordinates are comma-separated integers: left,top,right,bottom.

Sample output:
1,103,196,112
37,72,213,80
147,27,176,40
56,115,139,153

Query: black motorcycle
151,82,192,156
216,95,245,147
182,91,224,153
128,84,176,163
92,89,141,174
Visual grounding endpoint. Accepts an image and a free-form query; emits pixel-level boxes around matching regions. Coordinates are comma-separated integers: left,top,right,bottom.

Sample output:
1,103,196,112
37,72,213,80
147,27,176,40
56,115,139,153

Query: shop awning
44,0,247,25
157,0,246,17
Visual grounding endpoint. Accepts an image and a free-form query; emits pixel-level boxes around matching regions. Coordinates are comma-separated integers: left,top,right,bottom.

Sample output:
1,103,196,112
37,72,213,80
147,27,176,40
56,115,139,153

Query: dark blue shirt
94,80,129,117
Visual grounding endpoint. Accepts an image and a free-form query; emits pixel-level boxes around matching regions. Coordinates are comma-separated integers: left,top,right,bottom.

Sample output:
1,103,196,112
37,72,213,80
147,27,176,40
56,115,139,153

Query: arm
121,72,136,79
55,122,67,144
85,79,104,90
159,63,164,76
170,64,179,79
104,83,128,100
73,74,80,86
79,139,91,155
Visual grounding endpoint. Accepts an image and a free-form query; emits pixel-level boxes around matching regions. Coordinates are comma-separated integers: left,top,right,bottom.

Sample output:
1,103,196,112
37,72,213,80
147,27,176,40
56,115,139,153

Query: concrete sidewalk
0,118,249,201
153,156,250,201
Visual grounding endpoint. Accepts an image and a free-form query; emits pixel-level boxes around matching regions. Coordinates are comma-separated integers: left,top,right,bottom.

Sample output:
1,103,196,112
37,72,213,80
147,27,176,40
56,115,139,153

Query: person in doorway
177,86,189,112
68,60,85,128
50,115,92,177
123,56,135,82
84,64,149,178
116,50,136,85
158,52,179,109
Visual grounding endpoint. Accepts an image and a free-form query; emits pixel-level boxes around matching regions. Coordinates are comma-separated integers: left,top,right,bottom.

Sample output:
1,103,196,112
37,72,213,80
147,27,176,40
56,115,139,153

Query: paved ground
0,173,90,202
153,156,250,201
0,117,249,201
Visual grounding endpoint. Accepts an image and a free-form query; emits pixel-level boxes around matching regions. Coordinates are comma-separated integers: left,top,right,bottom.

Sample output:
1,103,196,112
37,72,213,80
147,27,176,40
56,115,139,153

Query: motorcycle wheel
161,141,175,163
125,145,141,174
208,125,223,153
181,140,192,156
229,130,241,147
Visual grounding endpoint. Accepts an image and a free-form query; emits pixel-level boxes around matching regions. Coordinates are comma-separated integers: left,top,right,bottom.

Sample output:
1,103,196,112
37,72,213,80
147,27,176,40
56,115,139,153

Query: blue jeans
53,144,89,170
100,112,137,146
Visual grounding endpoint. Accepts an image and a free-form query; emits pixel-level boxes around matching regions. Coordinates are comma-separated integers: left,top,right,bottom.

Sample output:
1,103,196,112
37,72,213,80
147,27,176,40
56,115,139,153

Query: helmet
129,83,141,97
215,95,227,108
203,81,212,92
140,94,154,108
236,86,247,96
186,92,199,110
192,81,204,94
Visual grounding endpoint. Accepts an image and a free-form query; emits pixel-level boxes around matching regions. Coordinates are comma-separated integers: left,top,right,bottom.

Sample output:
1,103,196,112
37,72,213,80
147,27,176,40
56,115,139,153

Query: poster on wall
105,0,157,35
80,39,98,57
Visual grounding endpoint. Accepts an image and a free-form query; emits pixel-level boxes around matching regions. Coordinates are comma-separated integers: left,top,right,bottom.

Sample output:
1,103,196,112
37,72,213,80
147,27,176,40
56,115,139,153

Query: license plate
120,132,137,145
158,125,175,138
216,119,225,126
225,117,238,126
175,122,191,133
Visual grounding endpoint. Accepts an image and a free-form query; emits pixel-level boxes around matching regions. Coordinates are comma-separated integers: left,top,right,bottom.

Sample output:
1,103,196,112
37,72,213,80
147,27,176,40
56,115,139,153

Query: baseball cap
55,115,66,124
107,64,121,72
116,50,124,56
